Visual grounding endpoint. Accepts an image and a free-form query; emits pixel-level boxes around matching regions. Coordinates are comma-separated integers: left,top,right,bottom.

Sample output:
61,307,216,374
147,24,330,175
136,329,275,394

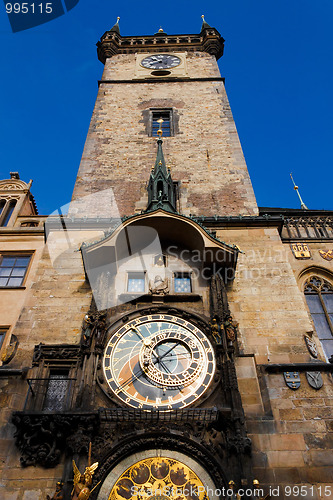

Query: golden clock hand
115,366,145,394
130,327,145,341
116,351,164,394
131,327,153,346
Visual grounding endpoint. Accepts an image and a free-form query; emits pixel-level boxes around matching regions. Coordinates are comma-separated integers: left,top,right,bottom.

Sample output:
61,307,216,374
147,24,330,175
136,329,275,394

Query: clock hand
115,365,146,393
158,358,171,374
162,354,191,361
116,348,166,393
163,356,191,363
131,327,153,346
131,327,145,341
159,342,181,360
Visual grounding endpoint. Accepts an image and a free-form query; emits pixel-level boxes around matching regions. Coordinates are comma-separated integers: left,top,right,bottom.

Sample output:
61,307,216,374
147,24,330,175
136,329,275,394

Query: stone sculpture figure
149,275,169,295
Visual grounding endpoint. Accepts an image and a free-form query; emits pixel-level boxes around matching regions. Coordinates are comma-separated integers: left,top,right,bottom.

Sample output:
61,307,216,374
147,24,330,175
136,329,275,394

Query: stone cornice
98,77,226,85
262,362,333,373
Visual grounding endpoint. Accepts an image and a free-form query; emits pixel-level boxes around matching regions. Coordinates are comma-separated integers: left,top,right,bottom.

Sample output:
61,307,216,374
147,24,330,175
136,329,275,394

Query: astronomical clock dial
140,54,181,69
103,314,215,410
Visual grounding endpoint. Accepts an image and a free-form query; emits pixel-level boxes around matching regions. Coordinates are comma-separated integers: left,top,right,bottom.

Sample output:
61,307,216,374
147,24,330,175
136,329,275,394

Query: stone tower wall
71,52,258,218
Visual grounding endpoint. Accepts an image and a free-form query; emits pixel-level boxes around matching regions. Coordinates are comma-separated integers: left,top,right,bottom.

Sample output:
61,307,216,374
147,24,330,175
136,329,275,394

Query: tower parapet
97,26,224,64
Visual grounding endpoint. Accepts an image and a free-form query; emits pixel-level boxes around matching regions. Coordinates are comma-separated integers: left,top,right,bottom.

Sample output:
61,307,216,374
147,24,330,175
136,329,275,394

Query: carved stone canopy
82,209,237,275
80,210,238,310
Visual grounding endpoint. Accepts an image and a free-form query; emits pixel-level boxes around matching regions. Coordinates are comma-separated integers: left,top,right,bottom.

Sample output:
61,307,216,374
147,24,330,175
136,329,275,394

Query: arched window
0,200,5,217
1,199,17,227
304,276,333,361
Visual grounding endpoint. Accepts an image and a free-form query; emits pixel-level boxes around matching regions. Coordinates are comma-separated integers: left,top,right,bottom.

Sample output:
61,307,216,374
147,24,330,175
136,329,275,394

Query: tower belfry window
152,110,172,137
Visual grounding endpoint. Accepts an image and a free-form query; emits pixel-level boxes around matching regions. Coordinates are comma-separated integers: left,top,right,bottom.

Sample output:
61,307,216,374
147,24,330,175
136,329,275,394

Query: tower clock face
140,54,181,70
103,314,215,410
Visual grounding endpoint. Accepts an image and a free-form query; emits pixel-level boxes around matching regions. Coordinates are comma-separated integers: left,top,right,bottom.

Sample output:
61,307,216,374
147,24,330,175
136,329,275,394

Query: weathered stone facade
0,21,332,500
72,50,258,218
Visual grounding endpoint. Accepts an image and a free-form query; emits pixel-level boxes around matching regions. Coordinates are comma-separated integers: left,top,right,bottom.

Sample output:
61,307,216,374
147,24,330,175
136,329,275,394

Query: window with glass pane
127,272,145,293
152,111,172,137
1,200,17,227
0,329,7,349
0,200,5,218
43,371,70,411
174,273,192,293
304,276,333,360
0,255,31,287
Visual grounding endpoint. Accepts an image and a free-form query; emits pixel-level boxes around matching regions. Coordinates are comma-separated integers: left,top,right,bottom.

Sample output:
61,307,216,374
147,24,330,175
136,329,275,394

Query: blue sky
0,0,332,214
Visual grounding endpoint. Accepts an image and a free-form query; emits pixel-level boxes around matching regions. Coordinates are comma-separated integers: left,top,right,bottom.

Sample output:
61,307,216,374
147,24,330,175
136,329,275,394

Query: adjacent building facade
1,19,333,500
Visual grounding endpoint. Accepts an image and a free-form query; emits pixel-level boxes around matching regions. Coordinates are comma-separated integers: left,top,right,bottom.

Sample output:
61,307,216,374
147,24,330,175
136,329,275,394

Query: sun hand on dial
130,327,153,346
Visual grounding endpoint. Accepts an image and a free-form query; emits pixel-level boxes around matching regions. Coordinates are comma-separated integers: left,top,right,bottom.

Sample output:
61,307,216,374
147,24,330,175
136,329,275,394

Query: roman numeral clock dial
103,314,215,410
140,54,181,70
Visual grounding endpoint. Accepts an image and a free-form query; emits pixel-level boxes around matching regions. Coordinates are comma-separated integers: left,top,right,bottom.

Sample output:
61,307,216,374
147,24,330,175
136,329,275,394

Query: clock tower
9,16,333,500
67,16,254,498
71,17,258,219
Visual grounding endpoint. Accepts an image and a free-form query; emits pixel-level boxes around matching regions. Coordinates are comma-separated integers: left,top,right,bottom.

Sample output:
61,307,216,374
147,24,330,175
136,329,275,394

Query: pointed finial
201,14,211,31
110,17,120,34
290,173,308,210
